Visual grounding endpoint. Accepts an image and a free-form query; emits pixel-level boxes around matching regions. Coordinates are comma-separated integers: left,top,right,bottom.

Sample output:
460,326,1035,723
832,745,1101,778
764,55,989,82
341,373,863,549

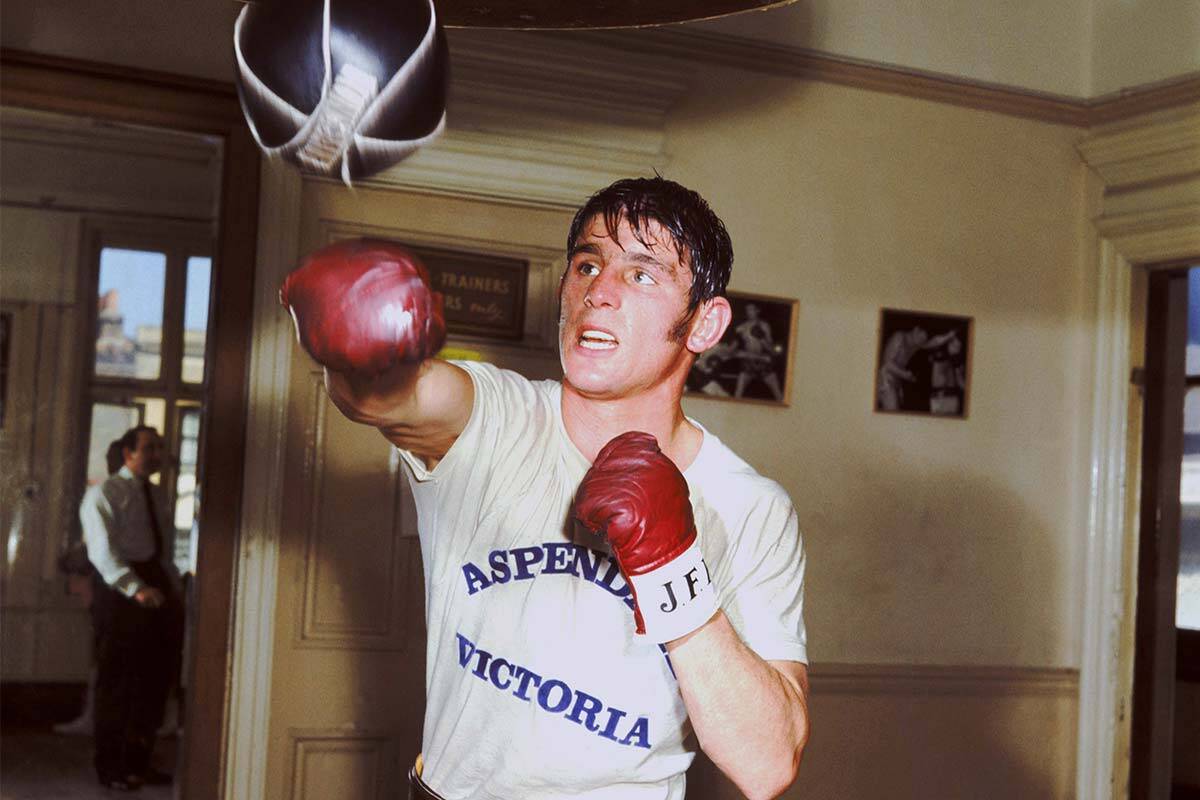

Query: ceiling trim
0,48,243,134
1089,75,1200,126
571,28,1200,129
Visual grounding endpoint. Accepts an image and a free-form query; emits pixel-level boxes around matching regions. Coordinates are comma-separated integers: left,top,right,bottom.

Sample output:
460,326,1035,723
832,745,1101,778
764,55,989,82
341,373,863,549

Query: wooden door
264,301,428,800
0,298,90,686
259,180,568,799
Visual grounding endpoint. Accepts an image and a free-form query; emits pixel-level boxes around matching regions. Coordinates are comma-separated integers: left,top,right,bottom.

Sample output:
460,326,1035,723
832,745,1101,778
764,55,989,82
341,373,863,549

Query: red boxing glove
574,431,718,642
280,238,446,374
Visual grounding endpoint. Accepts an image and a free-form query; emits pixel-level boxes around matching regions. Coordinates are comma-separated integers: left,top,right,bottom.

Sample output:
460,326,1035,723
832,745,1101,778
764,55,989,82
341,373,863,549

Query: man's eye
576,262,599,276
633,270,656,286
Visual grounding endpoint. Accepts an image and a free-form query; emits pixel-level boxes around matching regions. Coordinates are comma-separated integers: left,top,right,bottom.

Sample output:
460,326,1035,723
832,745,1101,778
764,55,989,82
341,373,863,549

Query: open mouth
579,329,618,350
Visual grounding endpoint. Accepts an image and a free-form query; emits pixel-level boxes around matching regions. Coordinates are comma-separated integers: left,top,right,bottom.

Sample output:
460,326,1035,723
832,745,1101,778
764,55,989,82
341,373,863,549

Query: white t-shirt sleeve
720,485,808,665
395,360,556,514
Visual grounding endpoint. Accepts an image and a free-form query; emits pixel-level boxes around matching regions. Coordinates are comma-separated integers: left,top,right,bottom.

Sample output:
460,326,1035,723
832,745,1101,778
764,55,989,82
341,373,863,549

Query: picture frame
684,291,798,406
405,243,529,341
874,307,972,418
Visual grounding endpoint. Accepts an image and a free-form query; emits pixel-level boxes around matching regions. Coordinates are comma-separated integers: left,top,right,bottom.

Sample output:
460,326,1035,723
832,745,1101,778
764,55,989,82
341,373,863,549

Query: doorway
0,51,260,800
1130,264,1200,800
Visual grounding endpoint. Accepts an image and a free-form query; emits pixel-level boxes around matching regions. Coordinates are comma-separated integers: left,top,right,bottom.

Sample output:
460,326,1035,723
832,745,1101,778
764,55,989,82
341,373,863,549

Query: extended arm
282,238,473,466
669,616,809,799
324,360,472,466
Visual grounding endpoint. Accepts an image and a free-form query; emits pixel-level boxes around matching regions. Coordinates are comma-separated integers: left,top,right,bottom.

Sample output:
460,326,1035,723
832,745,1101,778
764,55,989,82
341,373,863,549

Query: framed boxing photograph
874,308,973,419
684,291,798,406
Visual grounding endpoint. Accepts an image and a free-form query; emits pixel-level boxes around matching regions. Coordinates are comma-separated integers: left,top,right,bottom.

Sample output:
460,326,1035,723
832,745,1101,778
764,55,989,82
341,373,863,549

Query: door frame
1,49,261,800
1076,105,1200,799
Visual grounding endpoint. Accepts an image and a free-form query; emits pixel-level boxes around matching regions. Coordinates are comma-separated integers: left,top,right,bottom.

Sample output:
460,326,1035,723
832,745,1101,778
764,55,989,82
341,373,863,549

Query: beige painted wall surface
1090,0,1200,95
666,74,1092,669
698,0,1094,97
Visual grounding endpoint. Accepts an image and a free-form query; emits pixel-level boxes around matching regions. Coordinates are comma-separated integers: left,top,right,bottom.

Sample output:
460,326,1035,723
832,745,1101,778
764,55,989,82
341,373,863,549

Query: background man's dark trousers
90,561,182,784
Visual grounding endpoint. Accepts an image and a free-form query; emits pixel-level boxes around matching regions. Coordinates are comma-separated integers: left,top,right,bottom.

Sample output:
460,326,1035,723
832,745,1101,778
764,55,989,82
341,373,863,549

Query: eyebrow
567,242,602,260
627,252,677,277
569,244,675,273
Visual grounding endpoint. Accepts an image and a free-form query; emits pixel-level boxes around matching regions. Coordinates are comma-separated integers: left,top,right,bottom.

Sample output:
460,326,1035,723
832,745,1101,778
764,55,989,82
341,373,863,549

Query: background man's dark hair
567,176,734,333
113,425,158,469
104,440,125,476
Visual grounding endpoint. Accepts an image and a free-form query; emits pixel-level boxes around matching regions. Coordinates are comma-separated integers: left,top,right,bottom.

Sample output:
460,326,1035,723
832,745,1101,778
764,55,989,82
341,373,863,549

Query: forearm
324,361,425,426
79,504,143,597
326,359,474,465
668,612,809,800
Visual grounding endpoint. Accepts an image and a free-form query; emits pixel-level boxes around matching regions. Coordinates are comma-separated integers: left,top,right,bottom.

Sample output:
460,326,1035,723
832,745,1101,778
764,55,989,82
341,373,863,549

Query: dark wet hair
566,176,734,319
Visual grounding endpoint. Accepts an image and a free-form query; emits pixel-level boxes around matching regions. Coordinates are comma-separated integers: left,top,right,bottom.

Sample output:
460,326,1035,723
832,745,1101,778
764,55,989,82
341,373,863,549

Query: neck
561,378,702,469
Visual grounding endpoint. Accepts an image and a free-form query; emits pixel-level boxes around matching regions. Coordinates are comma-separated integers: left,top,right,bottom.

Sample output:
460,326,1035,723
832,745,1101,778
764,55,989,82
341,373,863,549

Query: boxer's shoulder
452,361,561,419
688,433,793,518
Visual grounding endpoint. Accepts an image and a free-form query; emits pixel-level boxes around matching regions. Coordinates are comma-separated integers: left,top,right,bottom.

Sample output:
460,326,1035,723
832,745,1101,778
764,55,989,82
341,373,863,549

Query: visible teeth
579,330,617,350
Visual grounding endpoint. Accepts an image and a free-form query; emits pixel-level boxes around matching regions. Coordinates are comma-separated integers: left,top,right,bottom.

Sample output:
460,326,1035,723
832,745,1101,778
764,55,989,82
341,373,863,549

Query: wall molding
365,30,692,207
1078,106,1200,191
810,662,1079,697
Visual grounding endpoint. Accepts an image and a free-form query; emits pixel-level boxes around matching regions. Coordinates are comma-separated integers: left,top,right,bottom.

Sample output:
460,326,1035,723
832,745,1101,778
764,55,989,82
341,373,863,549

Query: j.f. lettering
658,559,712,614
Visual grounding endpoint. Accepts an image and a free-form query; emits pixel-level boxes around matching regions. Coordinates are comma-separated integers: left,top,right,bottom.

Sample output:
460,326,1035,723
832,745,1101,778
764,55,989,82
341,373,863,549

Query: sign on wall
407,244,528,341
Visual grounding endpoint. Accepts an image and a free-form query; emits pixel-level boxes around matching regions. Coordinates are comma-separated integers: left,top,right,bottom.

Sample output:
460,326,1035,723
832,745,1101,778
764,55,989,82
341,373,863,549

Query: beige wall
655,71,1090,797
698,0,1094,97
670,73,1091,669
1090,0,1200,95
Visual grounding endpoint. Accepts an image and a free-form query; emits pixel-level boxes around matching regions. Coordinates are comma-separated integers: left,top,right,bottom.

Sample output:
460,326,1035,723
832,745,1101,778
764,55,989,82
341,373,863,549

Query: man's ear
686,297,732,355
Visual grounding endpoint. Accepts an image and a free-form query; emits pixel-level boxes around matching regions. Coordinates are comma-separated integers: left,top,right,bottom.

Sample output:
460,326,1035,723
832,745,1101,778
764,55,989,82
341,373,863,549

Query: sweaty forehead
576,213,690,274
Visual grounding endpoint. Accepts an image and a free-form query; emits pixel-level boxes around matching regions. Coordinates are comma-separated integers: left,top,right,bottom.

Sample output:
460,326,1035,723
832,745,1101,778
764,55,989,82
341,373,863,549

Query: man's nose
584,269,620,309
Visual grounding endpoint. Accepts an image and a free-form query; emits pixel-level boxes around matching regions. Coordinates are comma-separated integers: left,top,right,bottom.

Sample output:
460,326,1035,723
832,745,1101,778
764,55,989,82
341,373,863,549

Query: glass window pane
173,405,202,574
1189,269,1200,377
95,248,166,380
1180,386,1200,630
183,256,212,384
85,398,167,487
85,403,142,486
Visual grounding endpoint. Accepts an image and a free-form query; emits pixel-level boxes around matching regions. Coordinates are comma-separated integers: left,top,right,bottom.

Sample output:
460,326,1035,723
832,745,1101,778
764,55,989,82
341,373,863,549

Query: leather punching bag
234,0,449,183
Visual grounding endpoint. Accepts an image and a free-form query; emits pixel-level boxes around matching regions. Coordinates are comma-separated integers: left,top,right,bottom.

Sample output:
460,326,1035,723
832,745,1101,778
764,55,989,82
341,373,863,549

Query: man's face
124,430,164,478
559,215,696,400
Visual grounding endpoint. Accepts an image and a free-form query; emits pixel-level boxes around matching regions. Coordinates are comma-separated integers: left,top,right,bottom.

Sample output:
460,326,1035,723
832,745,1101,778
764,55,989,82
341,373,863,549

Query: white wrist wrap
628,540,718,643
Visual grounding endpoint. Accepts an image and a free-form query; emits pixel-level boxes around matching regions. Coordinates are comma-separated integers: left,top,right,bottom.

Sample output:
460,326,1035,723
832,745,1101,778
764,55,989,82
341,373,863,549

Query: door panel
263,182,570,799
267,366,426,799
0,301,90,683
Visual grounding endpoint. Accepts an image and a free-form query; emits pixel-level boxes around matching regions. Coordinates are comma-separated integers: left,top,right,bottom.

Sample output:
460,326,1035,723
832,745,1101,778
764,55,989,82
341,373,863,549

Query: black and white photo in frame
685,292,797,405
874,307,972,418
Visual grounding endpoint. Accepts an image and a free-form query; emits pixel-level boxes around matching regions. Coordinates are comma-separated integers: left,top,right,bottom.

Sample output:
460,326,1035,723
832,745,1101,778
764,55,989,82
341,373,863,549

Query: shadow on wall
686,679,1077,800
684,445,1078,799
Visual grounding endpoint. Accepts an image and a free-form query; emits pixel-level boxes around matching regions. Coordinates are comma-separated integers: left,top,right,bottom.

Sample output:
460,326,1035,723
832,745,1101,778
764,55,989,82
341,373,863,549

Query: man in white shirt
79,425,182,791
282,177,810,799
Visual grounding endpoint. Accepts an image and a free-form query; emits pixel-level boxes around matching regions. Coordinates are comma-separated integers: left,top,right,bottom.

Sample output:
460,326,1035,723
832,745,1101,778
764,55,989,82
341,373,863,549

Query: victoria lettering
455,632,651,749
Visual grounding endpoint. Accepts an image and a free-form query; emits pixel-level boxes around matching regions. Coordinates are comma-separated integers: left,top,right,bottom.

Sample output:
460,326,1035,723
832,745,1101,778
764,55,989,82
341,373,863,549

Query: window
84,231,213,574
1180,268,1200,631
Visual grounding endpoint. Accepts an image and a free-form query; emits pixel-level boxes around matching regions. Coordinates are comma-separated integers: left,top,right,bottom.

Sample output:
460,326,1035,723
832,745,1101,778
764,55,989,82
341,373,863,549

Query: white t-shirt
398,361,806,800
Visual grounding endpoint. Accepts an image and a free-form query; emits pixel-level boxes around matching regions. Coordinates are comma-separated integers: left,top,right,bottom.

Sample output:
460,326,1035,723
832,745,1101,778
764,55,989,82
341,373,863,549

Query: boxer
282,177,810,799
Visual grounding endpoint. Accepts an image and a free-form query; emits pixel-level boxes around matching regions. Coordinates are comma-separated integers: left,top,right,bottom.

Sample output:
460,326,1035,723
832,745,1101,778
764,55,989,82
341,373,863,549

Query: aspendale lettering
456,631,651,749
461,543,635,611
